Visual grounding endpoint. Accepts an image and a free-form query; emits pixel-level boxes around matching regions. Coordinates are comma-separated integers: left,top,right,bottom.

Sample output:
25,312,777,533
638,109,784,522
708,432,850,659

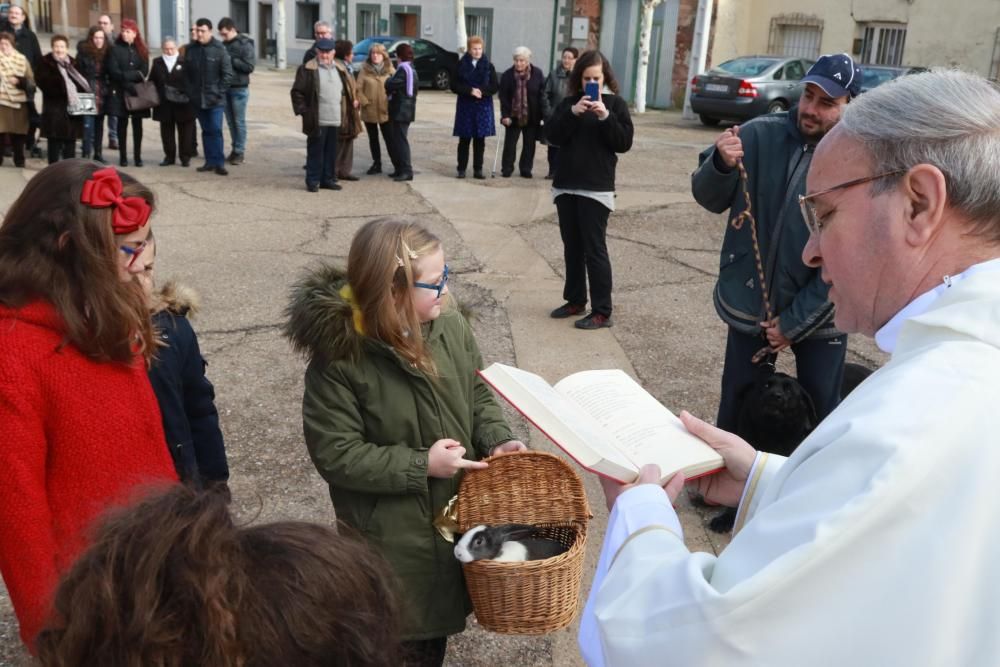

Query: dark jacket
104,40,149,118
34,54,86,140
691,107,839,341
223,33,255,88
302,42,318,66
284,264,514,640
290,58,323,136
385,62,417,123
451,53,497,139
2,23,41,69
75,46,108,114
149,56,195,122
498,64,544,127
148,284,229,487
541,65,571,121
183,38,233,109
546,92,633,192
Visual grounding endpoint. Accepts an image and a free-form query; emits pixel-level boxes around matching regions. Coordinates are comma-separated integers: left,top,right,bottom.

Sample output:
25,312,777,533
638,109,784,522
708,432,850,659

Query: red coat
0,301,178,650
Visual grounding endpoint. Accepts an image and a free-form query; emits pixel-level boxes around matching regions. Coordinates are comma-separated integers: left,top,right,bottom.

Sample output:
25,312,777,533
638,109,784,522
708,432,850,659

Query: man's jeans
224,87,249,155
197,106,225,168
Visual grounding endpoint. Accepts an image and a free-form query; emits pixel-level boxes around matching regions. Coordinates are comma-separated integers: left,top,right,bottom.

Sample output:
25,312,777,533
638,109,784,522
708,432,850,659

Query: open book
479,363,723,484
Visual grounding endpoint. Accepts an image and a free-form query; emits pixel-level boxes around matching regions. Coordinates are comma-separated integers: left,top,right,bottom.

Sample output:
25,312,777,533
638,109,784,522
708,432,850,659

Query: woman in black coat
75,26,109,162
498,45,544,178
150,37,195,166
384,42,417,181
34,35,88,164
105,19,149,166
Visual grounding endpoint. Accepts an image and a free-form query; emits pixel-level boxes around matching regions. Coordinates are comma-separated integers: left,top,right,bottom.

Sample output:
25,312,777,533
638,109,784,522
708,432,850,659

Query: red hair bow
80,167,152,234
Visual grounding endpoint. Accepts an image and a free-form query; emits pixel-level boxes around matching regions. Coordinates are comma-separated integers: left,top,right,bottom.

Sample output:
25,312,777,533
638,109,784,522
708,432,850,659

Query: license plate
705,83,729,93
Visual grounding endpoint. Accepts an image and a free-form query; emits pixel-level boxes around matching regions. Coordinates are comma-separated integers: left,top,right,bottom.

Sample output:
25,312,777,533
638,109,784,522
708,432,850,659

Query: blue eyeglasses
413,264,449,298
119,240,148,268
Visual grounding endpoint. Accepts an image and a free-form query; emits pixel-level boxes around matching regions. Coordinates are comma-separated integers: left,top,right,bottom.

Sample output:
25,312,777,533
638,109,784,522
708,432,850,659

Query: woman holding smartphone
545,50,633,330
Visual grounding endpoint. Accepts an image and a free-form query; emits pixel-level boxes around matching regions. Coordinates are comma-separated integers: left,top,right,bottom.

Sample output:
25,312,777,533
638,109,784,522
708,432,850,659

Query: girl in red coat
0,159,178,652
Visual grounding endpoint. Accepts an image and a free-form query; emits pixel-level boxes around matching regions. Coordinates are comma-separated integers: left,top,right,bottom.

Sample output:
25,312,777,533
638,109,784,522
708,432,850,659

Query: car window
784,60,805,80
772,66,784,80
712,58,780,77
412,40,434,57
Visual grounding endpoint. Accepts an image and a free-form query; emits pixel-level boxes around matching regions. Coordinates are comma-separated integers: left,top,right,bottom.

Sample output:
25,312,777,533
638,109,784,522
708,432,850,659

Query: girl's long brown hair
80,25,110,61
347,218,443,374
0,159,156,363
36,485,402,666
568,49,620,95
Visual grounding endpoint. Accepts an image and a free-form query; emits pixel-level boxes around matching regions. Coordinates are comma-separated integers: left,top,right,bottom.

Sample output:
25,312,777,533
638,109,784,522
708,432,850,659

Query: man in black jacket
185,18,233,175
692,54,862,431
302,20,332,65
218,17,254,165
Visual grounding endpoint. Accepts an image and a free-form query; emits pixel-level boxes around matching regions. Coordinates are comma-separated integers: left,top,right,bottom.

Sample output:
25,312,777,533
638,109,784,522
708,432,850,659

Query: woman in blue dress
451,36,497,179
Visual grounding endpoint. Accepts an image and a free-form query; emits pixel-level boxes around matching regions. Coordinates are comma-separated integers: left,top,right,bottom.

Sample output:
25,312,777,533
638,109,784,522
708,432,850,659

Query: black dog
708,371,818,533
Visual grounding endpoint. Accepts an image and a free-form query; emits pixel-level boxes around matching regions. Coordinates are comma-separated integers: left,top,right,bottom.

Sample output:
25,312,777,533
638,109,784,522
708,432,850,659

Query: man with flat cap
582,68,1000,665
291,38,343,193
692,54,863,438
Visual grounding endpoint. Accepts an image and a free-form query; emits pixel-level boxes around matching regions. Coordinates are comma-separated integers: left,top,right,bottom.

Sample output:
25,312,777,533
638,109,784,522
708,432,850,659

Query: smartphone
585,81,600,101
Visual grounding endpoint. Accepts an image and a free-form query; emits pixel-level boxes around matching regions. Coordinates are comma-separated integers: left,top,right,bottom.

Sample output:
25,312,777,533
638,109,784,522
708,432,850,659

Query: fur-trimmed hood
283,263,364,366
152,281,200,318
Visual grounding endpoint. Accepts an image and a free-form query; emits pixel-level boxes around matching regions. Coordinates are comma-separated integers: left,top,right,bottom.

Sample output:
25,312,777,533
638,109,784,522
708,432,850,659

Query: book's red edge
477,368,725,485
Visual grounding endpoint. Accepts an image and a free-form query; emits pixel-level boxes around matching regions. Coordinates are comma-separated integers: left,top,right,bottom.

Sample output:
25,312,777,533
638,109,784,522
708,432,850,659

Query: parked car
689,55,815,126
860,64,928,93
351,36,458,90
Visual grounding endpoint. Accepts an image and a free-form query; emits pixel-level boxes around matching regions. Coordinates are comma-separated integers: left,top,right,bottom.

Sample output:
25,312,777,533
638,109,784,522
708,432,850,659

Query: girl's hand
679,411,756,507
501,117,511,127
427,438,488,478
489,440,527,457
471,87,482,99
571,98,591,116
589,99,609,120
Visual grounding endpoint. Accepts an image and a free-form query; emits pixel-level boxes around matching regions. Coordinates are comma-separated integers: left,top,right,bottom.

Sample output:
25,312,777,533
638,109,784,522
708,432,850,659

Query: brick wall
671,0,718,108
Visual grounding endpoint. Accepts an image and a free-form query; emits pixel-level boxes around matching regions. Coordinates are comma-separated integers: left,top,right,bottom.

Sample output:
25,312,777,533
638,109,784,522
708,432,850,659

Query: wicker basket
455,451,591,634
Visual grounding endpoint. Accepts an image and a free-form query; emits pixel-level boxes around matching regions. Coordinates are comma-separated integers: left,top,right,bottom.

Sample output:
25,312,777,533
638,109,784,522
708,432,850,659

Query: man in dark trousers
692,54,863,431
96,14,119,150
290,38,343,193
185,18,233,176
218,17,254,165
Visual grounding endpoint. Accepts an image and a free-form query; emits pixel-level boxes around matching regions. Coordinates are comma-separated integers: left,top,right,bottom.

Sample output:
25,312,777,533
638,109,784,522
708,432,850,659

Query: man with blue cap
690,53,863,457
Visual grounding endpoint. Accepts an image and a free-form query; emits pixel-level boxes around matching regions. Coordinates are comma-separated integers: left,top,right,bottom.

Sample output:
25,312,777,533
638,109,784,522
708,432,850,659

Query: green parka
284,263,514,640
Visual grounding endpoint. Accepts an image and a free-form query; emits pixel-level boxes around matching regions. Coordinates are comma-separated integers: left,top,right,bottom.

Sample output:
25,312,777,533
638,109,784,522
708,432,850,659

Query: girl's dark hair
80,25,110,60
334,39,353,60
395,42,414,62
36,485,402,667
0,159,156,363
118,18,149,61
562,46,579,58
0,31,13,45
568,49,619,95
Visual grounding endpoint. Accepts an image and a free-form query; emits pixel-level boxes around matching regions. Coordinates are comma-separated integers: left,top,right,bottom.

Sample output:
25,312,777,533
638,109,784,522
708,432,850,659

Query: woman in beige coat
0,32,34,167
355,43,394,175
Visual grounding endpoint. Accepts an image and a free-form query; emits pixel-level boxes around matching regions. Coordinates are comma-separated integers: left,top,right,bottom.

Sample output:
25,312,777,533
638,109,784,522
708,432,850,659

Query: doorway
389,4,420,37
258,2,273,60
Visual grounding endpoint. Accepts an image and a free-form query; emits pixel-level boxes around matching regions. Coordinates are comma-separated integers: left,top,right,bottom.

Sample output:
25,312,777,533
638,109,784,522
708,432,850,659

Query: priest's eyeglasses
799,169,906,236
413,264,450,298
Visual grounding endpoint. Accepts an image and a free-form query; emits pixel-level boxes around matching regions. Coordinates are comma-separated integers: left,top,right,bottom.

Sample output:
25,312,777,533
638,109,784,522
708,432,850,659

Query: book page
555,369,722,477
479,364,636,474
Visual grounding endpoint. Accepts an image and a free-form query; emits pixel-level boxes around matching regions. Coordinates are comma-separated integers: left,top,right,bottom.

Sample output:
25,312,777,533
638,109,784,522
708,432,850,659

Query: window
768,14,823,59
784,60,805,80
991,27,1000,81
860,23,907,66
411,40,433,58
229,0,249,33
359,9,378,39
295,1,319,40
464,8,493,59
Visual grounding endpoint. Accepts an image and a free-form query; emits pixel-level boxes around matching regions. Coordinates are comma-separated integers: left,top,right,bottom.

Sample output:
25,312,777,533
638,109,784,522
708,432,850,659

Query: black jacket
1,23,41,69
546,92,633,192
35,54,87,140
223,33,255,88
147,287,229,487
105,40,149,118
75,46,108,113
150,56,195,122
184,38,233,109
498,64,545,127
385,63,417,123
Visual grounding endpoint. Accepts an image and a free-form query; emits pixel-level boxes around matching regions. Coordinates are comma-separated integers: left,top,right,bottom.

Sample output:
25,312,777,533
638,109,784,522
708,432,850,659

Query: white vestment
580,263,1000,666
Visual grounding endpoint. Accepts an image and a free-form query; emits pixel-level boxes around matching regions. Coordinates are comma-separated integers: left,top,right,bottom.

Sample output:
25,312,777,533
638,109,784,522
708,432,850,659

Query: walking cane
491,130,503,178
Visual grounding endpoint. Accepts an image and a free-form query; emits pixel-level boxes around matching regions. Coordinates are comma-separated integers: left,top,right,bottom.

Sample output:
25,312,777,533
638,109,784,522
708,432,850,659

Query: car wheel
766,100,788,114
434,68,451,90
699,114,720,127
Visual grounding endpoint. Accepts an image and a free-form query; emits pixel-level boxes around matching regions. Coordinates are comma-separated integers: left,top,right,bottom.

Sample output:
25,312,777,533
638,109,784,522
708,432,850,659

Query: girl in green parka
284,218,526,667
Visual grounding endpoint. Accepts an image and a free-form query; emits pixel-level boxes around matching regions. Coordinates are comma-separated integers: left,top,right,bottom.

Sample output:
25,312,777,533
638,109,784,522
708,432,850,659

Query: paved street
0,68,886,666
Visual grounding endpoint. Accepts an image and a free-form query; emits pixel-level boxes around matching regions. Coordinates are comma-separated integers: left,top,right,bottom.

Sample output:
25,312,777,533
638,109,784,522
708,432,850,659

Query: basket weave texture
456,451,591,634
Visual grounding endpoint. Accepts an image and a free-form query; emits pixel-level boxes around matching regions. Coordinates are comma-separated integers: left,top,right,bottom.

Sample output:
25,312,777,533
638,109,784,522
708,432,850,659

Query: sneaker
574,313,613,330
456,169,466,179
229,152,244,165
473,170,486,180
550,303,586,319
196,164,213,172
306,183,319,192
320,181,342,191
340,174,359,181
366,164,382,175
108,140,118,150
214,167,229,176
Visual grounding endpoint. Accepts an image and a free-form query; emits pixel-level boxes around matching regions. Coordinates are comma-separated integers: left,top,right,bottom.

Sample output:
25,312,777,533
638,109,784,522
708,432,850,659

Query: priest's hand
679,411,756,507
599,464,686,511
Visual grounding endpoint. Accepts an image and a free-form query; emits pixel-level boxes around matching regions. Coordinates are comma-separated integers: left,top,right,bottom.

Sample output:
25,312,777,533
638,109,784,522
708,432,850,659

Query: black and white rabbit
454,524,568,563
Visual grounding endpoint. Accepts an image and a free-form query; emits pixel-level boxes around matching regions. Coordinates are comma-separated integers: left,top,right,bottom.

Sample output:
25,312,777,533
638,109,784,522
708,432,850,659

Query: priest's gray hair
513,46,532,61
838,69,1000,242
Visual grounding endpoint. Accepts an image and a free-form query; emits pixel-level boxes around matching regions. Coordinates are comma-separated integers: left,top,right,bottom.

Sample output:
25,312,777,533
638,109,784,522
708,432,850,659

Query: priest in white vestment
580,69,1000,666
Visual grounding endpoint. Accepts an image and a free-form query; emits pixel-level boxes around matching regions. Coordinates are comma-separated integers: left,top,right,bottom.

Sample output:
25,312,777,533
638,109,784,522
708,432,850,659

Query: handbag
125,79,160,112
164,84,189,104
67,93,97,116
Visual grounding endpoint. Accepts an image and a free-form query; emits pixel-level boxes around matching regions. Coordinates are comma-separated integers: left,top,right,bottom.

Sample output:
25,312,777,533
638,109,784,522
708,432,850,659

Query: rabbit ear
494,524,537,542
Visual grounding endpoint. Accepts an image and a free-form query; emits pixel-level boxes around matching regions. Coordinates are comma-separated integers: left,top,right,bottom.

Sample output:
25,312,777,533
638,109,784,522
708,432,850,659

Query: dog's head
748,372,818,426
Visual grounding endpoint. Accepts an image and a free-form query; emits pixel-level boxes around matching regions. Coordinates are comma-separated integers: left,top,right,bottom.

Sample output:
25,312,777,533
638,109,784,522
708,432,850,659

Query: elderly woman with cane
497,45,544,178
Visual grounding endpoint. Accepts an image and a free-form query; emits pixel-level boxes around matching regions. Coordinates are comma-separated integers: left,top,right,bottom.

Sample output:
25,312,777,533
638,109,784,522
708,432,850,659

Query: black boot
118,134,128,167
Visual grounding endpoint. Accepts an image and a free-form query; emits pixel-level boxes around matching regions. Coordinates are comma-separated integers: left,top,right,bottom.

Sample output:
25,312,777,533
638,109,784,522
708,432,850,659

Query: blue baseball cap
801,53,862,99
315,38,335,52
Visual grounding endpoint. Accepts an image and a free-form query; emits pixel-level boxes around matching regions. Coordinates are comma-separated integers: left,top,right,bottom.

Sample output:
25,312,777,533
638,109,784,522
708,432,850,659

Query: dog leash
730,159,777,364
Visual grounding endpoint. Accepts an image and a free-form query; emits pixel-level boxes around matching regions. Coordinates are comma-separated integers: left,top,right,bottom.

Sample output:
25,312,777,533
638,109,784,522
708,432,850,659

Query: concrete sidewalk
0,68,887,666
